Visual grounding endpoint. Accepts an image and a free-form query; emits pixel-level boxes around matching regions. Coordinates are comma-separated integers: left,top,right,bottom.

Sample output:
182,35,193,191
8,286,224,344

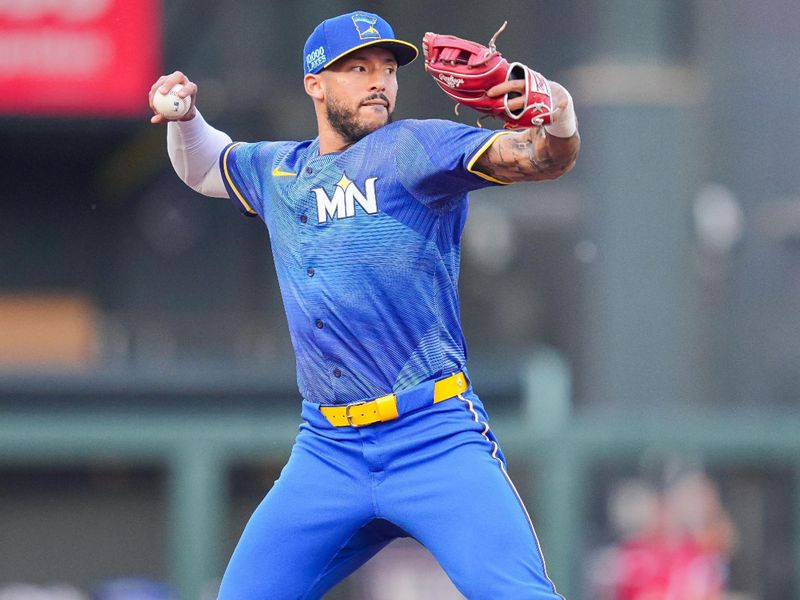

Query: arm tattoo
475,127,578,183
512,136,552,174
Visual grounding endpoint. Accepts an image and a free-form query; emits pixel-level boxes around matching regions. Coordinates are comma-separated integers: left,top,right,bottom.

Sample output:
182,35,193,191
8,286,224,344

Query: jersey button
315,319,324,329
300,214,308,223
333,368,342,378
305,166,313,175
307,267,315,277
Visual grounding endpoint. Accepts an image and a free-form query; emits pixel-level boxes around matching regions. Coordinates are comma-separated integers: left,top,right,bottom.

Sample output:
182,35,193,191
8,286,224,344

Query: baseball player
149,10,579,600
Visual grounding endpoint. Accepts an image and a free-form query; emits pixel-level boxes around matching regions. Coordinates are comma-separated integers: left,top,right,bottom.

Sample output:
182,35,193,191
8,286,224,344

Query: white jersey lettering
315,176,379,223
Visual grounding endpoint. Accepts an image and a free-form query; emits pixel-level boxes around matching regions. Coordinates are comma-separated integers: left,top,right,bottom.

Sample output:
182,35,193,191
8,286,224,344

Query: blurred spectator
91,579,174,600
590,472,739,600
0,586,87,600
354,538,464,599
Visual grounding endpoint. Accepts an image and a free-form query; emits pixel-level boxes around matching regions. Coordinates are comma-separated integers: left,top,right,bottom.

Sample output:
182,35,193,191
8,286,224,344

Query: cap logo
306,45,326,71
352,13,381,40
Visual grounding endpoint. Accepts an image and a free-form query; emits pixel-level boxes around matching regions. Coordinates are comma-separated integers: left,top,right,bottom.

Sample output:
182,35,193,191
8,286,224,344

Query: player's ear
304,73,325,101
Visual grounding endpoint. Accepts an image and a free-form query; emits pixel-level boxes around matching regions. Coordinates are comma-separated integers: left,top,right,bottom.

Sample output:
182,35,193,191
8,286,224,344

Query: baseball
153,83,192,119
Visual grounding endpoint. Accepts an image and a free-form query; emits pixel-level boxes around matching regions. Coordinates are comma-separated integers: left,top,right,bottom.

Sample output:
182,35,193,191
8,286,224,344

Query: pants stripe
457,394,565,600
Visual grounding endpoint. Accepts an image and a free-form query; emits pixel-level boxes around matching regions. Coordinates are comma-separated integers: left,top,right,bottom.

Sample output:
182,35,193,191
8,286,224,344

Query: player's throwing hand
148,71,198,124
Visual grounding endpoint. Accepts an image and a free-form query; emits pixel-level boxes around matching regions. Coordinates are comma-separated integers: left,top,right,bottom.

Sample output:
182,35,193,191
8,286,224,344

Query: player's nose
368,70,388,92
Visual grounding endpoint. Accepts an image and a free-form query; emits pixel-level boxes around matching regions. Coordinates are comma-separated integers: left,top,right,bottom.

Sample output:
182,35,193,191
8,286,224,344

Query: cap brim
325,39,419,70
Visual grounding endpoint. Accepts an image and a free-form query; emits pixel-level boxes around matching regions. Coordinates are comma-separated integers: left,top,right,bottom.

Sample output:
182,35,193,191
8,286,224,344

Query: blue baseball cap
303,11,418,75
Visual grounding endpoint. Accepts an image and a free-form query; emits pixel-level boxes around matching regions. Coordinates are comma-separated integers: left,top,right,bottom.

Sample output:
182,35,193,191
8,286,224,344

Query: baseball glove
422,22,553,130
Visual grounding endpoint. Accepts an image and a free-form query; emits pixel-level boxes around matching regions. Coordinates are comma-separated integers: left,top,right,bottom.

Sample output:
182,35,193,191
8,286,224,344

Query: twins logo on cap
352,13,381,40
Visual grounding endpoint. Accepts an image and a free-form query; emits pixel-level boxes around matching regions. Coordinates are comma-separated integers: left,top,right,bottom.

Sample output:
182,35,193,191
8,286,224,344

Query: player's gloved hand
148,70,198,124
487,79,576,138
422,22,554,130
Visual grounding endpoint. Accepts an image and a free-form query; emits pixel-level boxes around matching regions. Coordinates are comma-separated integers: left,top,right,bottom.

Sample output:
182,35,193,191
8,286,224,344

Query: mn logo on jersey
314,175,379,223
352,13,381,40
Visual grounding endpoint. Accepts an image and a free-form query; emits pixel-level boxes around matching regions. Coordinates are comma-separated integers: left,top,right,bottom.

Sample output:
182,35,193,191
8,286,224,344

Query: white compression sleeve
167,109,232,198
544,87,577,139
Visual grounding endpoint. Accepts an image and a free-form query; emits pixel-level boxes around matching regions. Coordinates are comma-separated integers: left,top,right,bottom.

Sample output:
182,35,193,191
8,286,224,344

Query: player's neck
316,118,354,155
318,136,353,155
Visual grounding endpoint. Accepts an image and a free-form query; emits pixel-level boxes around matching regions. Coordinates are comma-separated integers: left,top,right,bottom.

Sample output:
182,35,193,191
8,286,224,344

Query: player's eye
352,65,366,72
386,66,396,75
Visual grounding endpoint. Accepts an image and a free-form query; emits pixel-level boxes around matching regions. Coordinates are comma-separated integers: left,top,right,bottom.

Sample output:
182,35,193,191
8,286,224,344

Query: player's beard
326,93,393,145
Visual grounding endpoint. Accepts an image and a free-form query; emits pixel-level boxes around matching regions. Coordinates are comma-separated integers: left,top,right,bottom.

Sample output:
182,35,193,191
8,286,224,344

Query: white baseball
153,83,192,119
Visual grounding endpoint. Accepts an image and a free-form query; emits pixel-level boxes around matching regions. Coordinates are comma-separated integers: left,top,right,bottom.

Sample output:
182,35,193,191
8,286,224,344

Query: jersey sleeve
219,141,273,218
393,120,514,208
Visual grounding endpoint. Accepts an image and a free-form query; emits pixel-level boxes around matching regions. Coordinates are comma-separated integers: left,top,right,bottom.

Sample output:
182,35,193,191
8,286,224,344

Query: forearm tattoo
476,127,578,183
509,133,553,174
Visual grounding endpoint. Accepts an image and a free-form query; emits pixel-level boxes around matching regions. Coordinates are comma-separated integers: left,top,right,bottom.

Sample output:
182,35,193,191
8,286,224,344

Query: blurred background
1,0,798,598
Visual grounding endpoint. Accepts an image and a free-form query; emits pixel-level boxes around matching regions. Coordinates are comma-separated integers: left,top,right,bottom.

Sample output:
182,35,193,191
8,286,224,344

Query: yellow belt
320,371,468,427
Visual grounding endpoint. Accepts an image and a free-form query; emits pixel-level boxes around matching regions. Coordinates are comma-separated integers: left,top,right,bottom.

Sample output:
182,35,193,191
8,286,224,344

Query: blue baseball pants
217,386,563,599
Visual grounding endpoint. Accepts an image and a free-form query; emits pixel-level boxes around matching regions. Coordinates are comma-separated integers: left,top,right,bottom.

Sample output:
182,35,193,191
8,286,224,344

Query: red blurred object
0,0,161,117
616,535,726,600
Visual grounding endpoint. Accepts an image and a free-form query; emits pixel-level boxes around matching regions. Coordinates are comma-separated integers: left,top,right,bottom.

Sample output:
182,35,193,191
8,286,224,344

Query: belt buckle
345,401,367,427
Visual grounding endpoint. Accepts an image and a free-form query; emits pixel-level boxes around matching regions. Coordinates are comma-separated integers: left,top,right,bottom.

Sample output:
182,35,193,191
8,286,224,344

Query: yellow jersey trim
272,166,296,177
325,39,419,70
467,131,515,185
222,142,257,215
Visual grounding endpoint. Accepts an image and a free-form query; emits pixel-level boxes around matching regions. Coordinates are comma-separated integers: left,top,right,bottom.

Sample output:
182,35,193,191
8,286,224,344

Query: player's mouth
361,94,390,110
361,101,388,109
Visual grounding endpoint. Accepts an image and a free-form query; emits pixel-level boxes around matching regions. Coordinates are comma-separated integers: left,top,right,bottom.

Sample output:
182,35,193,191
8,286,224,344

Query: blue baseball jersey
220,119,510,406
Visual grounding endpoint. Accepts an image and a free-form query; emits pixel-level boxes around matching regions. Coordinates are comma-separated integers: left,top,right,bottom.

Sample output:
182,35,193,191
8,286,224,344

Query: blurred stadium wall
1,1,799,599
